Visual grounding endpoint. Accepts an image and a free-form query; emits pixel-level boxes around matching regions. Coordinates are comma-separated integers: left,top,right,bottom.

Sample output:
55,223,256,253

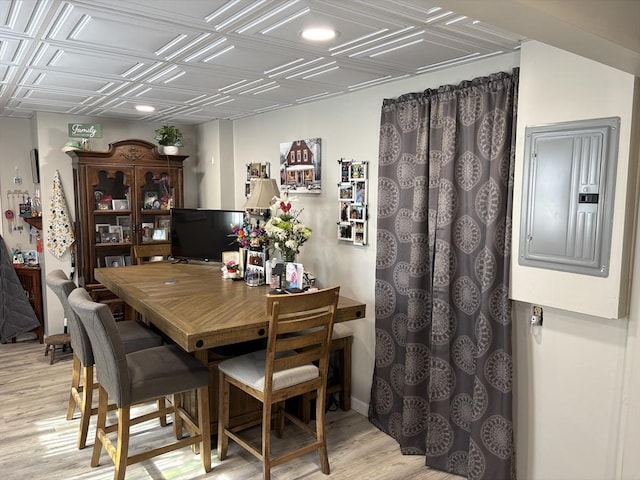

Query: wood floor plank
0,339,463,480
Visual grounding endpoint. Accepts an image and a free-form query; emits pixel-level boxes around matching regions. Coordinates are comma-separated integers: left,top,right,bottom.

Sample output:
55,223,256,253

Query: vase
281,251,296,263
162,145,179,155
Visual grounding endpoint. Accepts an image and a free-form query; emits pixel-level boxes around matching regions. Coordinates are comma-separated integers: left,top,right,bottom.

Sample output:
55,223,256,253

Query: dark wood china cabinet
67,139,186,319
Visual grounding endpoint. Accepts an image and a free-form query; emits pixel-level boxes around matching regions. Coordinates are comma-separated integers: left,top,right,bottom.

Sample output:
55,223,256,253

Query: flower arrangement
222,260,240,279
225,260,239,272
264,192,312,262
230,216,267,249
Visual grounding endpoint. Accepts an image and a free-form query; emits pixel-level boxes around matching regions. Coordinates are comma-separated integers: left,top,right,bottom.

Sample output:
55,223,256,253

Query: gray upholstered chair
67,287,211,480
45,269,164,449
217,286,340,480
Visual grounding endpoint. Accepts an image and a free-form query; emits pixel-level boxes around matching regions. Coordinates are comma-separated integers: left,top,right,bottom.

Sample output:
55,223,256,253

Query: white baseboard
350,396,369,417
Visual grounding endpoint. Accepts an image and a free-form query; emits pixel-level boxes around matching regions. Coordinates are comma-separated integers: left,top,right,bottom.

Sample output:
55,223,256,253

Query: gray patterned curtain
369,69,518,480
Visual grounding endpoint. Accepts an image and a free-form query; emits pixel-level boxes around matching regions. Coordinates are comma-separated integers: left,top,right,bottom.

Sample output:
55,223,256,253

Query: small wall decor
337,158,368,246
245,162,271,198
279,138,322,193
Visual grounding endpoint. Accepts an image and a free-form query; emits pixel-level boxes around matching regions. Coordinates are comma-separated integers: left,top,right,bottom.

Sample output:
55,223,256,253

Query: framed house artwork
337,158,369,246
279,138,322,193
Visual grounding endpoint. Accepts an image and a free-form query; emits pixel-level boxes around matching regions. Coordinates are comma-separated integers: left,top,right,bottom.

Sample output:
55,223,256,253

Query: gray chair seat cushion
218,350,318,393
127,344,210,405
119,321,163,353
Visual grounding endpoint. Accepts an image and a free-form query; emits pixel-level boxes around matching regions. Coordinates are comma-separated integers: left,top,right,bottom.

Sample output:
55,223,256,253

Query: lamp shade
244,178,280,209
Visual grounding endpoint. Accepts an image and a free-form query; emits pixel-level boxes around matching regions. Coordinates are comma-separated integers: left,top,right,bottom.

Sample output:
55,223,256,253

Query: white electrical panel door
519,117,620,277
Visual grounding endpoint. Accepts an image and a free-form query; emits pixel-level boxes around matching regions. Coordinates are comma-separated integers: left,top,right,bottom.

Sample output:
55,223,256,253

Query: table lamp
244,178,280,213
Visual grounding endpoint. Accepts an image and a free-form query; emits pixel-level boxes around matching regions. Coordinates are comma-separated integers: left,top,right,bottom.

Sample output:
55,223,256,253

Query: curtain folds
369,69,519,480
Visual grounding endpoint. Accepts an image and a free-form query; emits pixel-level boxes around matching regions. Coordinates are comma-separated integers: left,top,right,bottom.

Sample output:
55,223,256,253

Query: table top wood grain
95,262,366,352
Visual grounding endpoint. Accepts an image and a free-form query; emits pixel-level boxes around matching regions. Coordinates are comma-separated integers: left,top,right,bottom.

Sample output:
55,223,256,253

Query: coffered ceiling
0,0,637,125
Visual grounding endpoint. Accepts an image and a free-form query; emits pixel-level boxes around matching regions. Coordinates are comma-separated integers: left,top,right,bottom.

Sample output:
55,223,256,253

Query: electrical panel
519,117,620,277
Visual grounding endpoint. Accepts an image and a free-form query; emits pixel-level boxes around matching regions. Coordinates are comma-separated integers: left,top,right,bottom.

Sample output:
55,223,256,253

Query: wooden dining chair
46,270,165,450
68,288,212,480
132,243,171,264
217,286,340,480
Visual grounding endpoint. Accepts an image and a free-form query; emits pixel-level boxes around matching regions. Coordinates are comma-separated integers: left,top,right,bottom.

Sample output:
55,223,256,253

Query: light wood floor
0,338,463,480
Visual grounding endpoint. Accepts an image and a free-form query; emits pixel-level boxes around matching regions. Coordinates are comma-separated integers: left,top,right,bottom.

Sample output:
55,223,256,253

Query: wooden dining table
95,261,366,360
95,261,366,429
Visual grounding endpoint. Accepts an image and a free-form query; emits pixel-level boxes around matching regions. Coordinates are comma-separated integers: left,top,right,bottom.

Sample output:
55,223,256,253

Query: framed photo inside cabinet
152,228,168,241
143,192,159,209
156,216,170,230
141,222,154,242
96,224,110,243
116,216,130,227
121,226,132,243
112,199,129,210
108,225,123,243
104,255,125,267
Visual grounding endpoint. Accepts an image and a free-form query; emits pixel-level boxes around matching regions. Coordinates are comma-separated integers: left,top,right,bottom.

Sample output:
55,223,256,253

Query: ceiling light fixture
135,105,155,112
301,27,338,42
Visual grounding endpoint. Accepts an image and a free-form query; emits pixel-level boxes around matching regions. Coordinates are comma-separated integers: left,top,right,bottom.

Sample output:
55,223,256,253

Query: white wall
0,117,39,251
223,43,640,479
195,119,235,209
4,39,639,480
512,44,636,319
228,52,520,415
512,42,638,480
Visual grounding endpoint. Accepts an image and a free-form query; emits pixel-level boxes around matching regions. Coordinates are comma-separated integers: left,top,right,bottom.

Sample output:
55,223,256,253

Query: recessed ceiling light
135,105,155,112
301,27,338,42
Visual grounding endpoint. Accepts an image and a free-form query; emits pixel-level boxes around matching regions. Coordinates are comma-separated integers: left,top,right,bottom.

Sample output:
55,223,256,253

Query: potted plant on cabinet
154,124,184,155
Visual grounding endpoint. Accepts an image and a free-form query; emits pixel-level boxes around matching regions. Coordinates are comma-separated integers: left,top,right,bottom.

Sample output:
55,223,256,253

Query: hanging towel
47,170,75,258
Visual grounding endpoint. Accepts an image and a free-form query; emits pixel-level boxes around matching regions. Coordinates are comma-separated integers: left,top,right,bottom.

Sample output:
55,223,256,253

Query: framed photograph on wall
339,184,353,201
338,224,353,241
279,137,322,193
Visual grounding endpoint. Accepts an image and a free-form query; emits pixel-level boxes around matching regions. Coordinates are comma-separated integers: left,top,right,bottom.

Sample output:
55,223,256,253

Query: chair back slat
133,244,171,264
68,288,131,407
276,330,325,353
46,269,94,366
274,348,323,372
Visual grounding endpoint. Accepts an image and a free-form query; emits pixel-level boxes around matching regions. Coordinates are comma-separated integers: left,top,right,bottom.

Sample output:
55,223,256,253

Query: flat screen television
170,208,243,263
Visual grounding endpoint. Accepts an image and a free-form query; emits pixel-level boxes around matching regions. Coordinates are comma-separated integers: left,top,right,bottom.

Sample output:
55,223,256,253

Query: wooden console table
13,264,44,343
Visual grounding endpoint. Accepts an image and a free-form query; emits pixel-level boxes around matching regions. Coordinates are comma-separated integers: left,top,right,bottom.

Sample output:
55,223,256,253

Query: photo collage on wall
337,158,368,246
